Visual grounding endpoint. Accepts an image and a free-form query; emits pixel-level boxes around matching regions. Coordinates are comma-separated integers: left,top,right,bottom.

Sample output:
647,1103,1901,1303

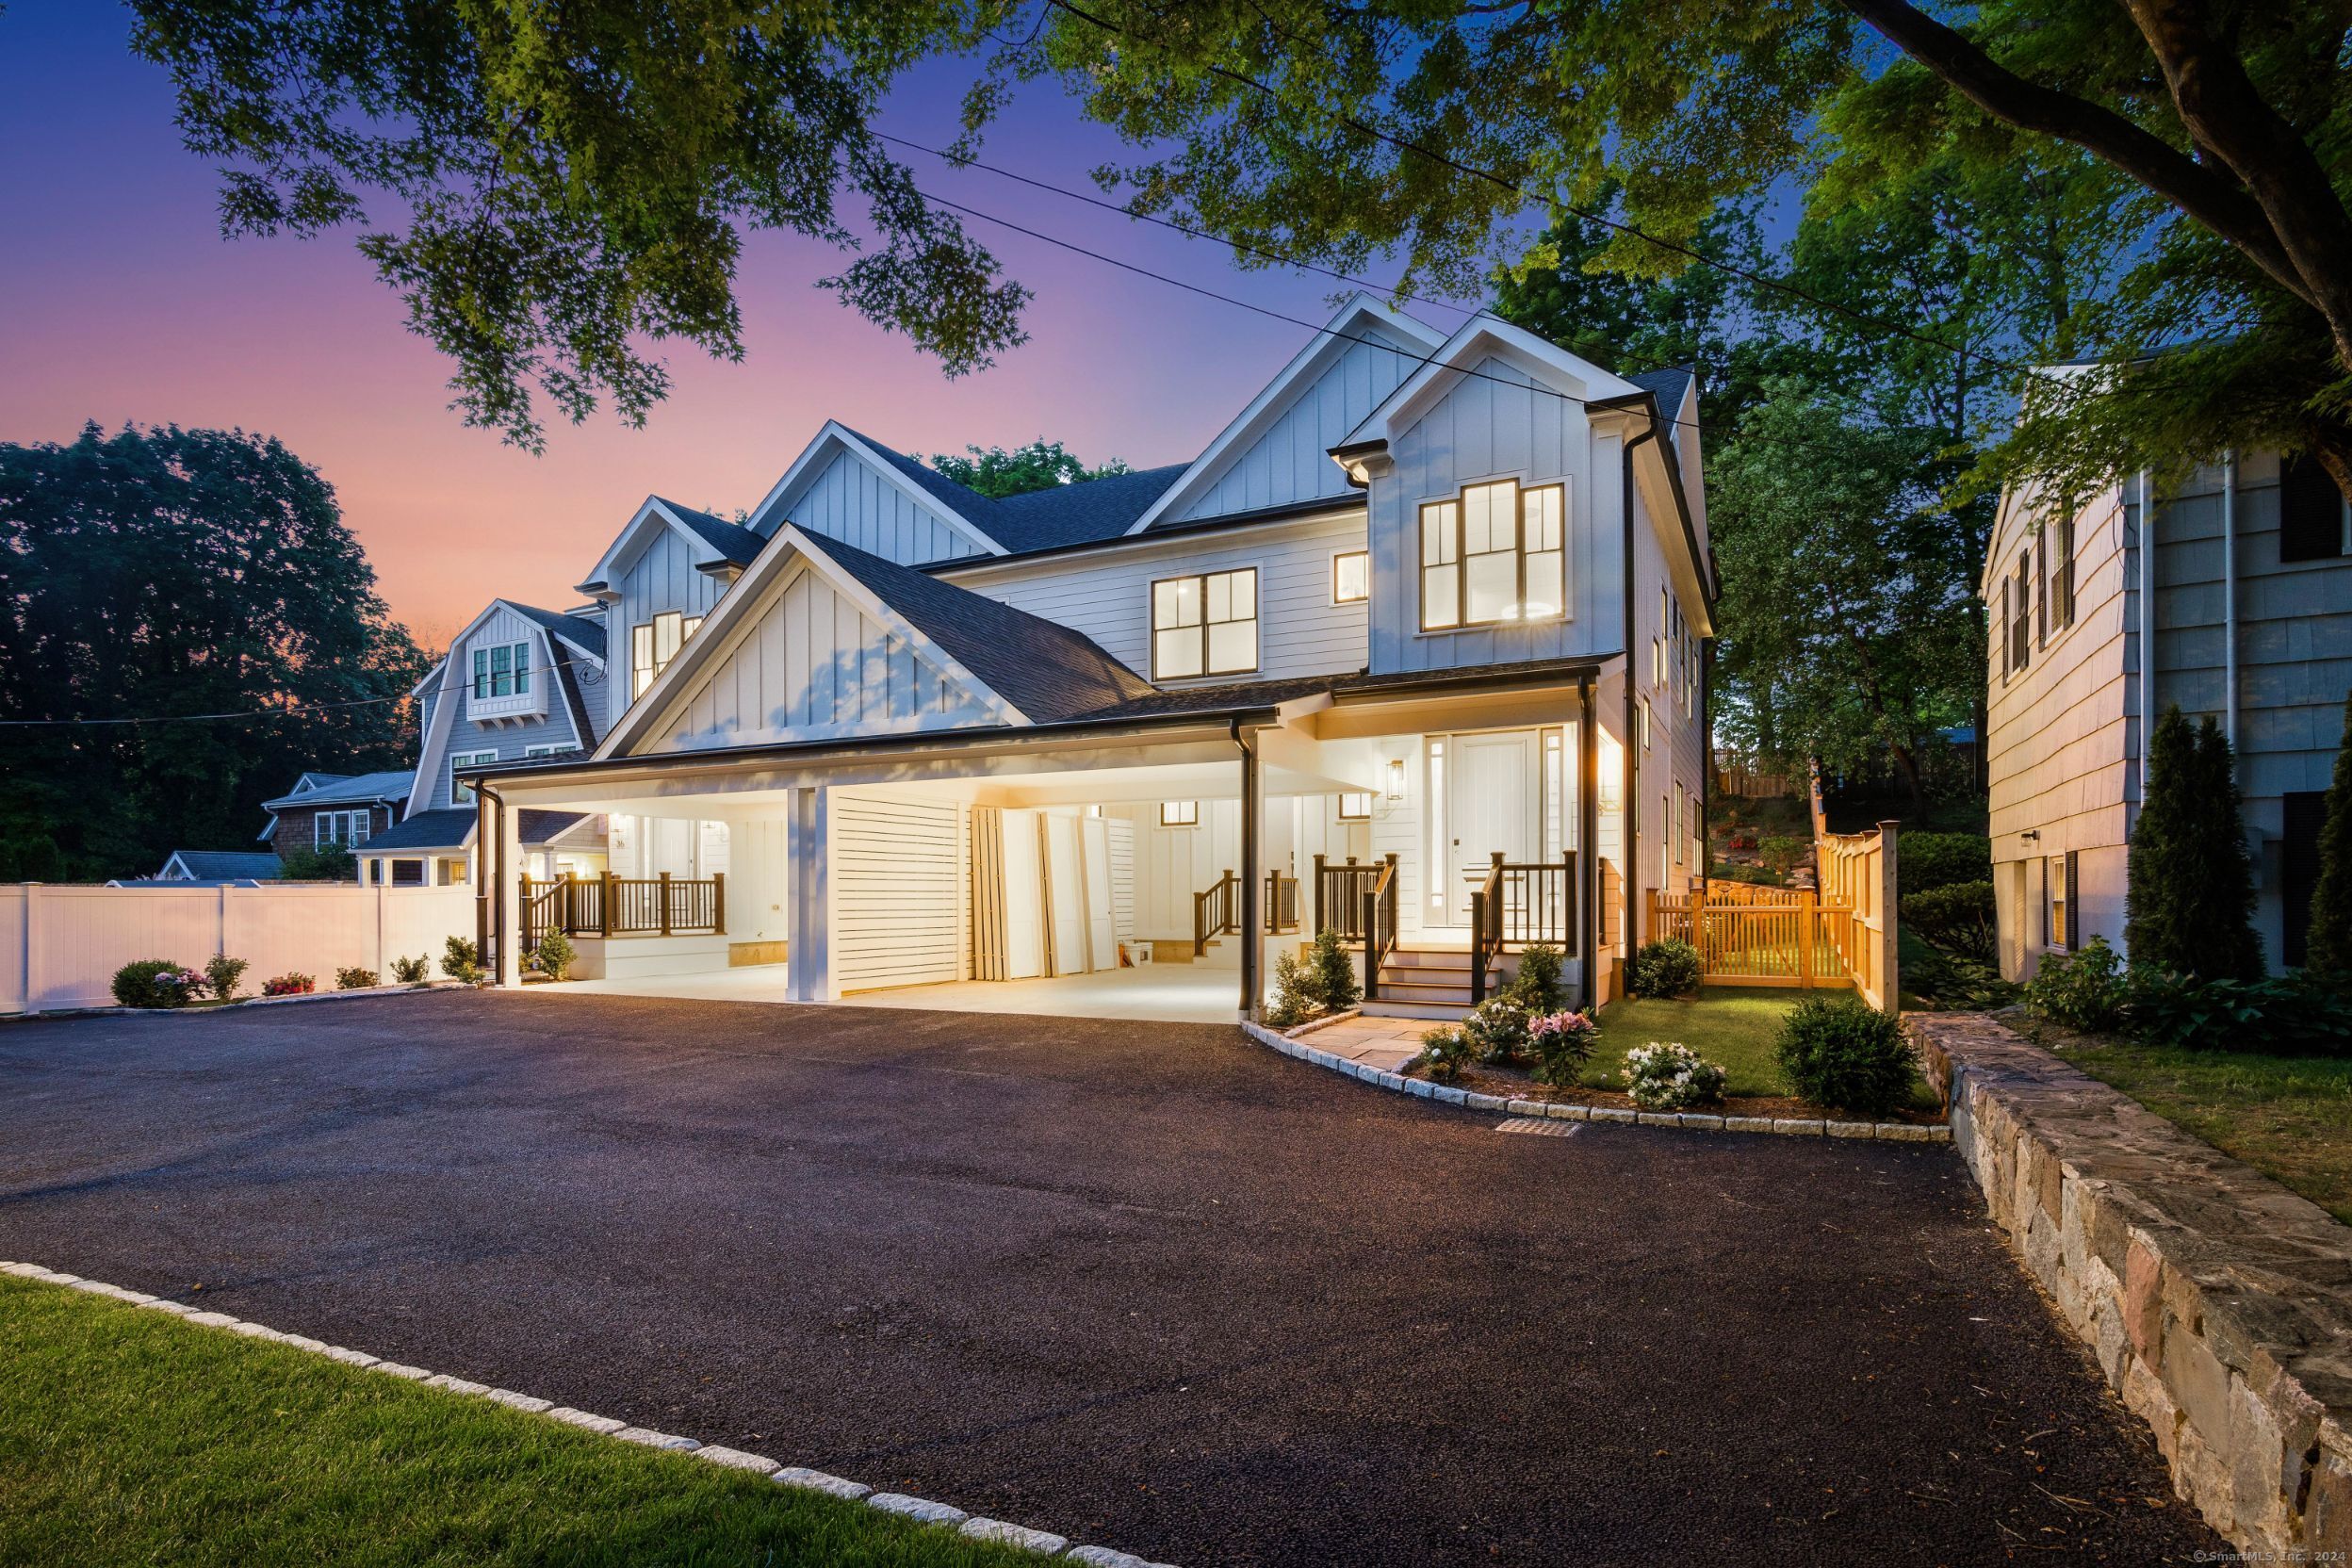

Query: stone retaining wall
1909,1013,2352,1556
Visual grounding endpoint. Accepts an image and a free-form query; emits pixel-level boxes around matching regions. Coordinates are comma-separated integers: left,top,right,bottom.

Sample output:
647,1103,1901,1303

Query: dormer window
1419,479,1567,630
471,641,531,699
631,610,704,697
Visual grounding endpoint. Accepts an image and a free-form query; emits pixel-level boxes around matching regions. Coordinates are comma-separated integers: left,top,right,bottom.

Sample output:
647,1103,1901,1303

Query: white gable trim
740,421,1007,557
1334,317,1642,459
1125,294,1447,535
576,497,753,596
594,522,1029,760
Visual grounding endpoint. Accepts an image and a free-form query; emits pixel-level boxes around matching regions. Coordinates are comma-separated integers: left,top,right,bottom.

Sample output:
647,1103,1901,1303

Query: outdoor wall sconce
1384,757,1407,800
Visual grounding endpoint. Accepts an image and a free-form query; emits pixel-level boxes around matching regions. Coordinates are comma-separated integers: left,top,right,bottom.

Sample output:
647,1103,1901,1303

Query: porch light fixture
1384,757,1407,801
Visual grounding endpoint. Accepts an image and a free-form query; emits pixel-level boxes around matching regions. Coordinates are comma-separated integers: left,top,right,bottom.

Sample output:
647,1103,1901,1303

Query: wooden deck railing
1195,870,1241,956
519,872,724,948
1264,872,1299,935
1312,854,1394,941
1467,852,1579,1004
1360,858,1399,1002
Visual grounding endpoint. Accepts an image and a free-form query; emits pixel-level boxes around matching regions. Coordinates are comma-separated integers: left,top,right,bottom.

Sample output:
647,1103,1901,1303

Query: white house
1984,449,2351,979
450,296,1716,1018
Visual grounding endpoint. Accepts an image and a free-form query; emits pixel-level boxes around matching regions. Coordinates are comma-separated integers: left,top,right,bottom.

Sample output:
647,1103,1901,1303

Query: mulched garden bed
1396,1054,1948,1125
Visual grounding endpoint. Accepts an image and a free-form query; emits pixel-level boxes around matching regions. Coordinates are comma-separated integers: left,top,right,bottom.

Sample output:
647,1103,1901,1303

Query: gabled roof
291,772,351,792
506,603,608,662
651,498,762,567
1625,366,1694,414
1334,313,1645,455
811,531,1157,723
827,433,1193,558
260,770,412,811
740,422,1008,559
158,850,283,881
577,496,771,596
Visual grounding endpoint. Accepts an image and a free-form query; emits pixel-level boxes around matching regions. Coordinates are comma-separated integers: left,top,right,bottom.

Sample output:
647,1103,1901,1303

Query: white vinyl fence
0,883,476,1015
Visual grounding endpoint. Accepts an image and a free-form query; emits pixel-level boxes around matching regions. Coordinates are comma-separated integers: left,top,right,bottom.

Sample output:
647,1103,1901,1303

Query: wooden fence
1648,889,1855,990
1713,765,1796,799
1816,822,1899,1012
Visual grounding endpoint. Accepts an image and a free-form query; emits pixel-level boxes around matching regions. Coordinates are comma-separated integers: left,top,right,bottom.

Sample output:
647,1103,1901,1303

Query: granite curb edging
0,1263,1175,1568
4,980,469,1023
1908,1012,2352,1558
1241,1020,1951,1142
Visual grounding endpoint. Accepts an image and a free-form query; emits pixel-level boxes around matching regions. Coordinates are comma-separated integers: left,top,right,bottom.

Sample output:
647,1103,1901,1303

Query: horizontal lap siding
834,795,964,991
787,450,983,566
1178,329,1420,522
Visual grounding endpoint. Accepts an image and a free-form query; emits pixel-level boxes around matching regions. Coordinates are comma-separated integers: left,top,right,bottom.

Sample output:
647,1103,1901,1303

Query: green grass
2026,1026,2352,1225
1588,988,1941,1110
0,1276,1036,1568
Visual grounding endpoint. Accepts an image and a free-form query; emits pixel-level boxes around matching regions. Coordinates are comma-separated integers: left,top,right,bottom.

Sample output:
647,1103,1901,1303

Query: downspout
1622,423,1659,993
481,780,510,985
1231,718,1261,1021
2222,450,2239,749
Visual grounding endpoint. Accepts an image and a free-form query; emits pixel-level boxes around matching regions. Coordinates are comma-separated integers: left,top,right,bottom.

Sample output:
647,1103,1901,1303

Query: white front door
1445,730,1542,926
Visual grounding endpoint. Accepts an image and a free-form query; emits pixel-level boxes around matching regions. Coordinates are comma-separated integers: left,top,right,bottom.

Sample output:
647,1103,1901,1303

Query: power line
0,650,601,729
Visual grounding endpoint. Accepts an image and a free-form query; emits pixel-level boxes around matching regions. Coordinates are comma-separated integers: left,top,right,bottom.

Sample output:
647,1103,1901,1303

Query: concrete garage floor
547,958,1248,1023
0,993,2220,1566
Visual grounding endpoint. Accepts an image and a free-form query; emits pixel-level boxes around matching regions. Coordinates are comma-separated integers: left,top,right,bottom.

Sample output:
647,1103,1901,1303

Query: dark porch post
1578,676,1600,1010
474,790,492,963
1238,728,1261,1020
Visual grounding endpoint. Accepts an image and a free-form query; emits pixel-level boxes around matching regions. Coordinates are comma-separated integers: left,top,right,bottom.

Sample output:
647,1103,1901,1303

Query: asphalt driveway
0,992,2217,1564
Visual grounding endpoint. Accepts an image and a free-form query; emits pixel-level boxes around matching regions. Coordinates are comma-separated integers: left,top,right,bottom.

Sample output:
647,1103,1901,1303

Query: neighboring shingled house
256,770,414,861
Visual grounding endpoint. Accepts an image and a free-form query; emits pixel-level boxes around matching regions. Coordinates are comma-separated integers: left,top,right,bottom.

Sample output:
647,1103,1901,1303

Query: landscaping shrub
1759,836,1808,874
1626,939,1702,999
1902,944,2019,1011
275,844,356,881
1306,927,1361,1012
111,959,204,1009
1709,860,1781,887
532,931,577,982
440,936,485,984
2124,970,2352,1055
1503,942,1568,1013
203,954,249,1004
2128,706,2261,981
2308,692,2352,981
389,955,431,985
335,967,379,990
1897,833,1992,894
1622,1042,1727,1110
1464,995,1534,1065
1901,881,1997,963
1527,1009,1599,1087
2022,936,2128,1033
261,972,316,997
1774,996,1919,1117
1266,952,1317,1027
1414,1026,1475,1084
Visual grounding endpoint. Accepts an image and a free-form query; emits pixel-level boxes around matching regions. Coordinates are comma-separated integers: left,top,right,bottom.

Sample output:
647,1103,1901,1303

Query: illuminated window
1159,801,1199,827
1337,792,1372,821
1419,481,1567,629
631,610,703,697
1152,569,1258,678
1331,551,1369,604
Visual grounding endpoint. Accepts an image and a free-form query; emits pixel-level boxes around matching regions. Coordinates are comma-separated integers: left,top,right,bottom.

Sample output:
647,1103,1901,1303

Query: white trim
576,497,772,596
739,422,1007,556
1334,316,1639,457
1124,294,1447,535
592,523,1031,761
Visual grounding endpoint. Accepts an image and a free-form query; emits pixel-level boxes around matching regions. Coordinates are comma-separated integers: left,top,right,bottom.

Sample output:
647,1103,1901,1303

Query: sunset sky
0,3,1465,650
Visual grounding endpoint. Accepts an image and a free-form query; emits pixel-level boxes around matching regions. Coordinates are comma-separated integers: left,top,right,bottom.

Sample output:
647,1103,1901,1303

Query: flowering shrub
1527,1009,1600,1087
1463,995,1534,1064
111,959,205,1009
1622,1042,1727,1110
1414,1026,1476,1084
335,967,380,990
261,972,316,997
1729,833,1757,852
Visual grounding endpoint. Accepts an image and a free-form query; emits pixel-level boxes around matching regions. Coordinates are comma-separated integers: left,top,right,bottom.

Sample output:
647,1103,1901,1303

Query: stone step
1360,999,1473,1021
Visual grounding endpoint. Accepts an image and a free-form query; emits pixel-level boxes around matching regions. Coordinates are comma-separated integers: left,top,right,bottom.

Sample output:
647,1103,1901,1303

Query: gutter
926,497,1366,578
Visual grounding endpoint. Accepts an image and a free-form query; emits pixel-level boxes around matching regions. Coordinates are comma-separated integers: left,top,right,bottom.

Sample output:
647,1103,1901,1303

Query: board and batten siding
417,607,599,810
773,449,987,567
832,792,967,991
609,525,731,731
1366,356,1619,674
1175,328,1424,523
643,564,996,755
942,513,1370,683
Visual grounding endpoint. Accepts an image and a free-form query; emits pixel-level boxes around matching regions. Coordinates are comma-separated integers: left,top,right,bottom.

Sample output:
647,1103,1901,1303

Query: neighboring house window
523,744,579,760
1639,697,1652,751
471,641,531,698
2009,555,2033,673
1998,578,2011,681
1331,551,1368,604
2035,531,2050,645
1418,479,1567,630
2050,514,2076,631
1159,801,1199,826
315,808,371,848
449,750,498,805
2279,453,2352,564
1152,568,1258,678
2046,855,2070,952
1337,792,1372,822
630,611,703,698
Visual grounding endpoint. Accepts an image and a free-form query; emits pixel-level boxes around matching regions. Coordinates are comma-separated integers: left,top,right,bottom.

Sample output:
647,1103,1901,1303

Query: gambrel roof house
371,294,1715,1019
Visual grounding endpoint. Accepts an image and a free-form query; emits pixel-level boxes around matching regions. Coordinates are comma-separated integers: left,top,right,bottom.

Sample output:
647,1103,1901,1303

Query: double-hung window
630,610,703,698
1419,479,1567,630
449,750,498,806
315,808,371,849
471,641,531,698
1152,568,1257,679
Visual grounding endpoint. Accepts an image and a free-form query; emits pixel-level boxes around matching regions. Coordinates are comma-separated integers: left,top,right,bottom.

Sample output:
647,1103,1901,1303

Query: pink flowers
1529,1009,1597,1044
261,972,316,997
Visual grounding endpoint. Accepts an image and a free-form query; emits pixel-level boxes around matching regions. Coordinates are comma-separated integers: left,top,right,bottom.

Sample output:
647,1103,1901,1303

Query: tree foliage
129,0,1034,450
0,424,427,881
2126,708,2262,982
930,439,1129,499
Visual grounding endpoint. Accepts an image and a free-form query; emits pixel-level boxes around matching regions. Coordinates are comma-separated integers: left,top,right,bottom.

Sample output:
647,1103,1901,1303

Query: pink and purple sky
0,3,1456,649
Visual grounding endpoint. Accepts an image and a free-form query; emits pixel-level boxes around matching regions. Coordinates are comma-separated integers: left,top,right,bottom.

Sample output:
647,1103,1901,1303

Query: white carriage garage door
835,794,964,992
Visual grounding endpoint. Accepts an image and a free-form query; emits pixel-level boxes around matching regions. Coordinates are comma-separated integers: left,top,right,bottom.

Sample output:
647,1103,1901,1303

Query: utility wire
0,649,603,729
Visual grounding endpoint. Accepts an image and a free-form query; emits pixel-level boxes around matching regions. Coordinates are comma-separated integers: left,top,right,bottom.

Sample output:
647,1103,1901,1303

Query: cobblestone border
4,980,470,1024
1241,1020,1951,1143
0,1261,1176,1568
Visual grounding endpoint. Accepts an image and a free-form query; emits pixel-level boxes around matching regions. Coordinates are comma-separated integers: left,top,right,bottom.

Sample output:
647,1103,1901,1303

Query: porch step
1361,999,1476,1021
1374,977,1478,1002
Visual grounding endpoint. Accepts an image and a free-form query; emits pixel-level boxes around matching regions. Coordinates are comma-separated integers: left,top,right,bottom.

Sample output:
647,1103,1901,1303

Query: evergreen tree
2126,707,2262,980
2306,694,2352,979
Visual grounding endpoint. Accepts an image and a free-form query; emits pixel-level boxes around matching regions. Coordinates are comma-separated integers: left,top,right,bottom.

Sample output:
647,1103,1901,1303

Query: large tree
0,424,428,881
931,439,1130,498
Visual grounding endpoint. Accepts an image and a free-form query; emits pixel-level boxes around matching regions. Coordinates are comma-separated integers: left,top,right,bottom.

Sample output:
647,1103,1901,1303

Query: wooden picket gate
1648,888,1855,991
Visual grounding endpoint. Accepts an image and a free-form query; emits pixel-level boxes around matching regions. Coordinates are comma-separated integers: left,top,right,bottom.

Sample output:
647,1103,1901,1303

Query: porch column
1238,727,1263,1021
493,794,524,988
786,786,836,1003
1578,677,1600,1010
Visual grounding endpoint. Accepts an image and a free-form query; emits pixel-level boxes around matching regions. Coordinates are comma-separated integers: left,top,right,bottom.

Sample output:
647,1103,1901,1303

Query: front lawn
2022,1024,2352,1225
1590,987,1800,1098
0,1276,1034,1568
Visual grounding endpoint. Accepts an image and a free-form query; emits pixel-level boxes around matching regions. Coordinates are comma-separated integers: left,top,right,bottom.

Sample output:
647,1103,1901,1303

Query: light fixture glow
1384,757,1407,800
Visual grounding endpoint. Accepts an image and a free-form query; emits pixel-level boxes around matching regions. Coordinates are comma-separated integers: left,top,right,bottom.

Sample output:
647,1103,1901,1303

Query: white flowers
1622,1041,1727,1109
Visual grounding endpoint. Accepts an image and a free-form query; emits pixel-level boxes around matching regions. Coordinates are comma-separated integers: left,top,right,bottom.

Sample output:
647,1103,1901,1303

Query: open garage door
835,794,964,993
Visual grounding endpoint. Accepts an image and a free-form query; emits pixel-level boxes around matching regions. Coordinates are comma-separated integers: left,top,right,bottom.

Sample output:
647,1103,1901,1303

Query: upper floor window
1331,551,1368,604
2009,554,2034,674
2048,514,2076,635
449,749,497,806
630,611,703,698
2280,453,2352,563
1419,479,1566,630
1152,568,1257,679
315,808,371,849
471,641,531,699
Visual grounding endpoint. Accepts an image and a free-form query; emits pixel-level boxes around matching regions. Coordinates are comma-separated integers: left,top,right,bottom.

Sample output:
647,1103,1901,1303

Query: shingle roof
652,498,763,567
261,769,414,810
507,602,607,662
837,430,1190,556
803,531,1157,724
362,808,591,853
160,850,284,881
1625,366,1695,416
